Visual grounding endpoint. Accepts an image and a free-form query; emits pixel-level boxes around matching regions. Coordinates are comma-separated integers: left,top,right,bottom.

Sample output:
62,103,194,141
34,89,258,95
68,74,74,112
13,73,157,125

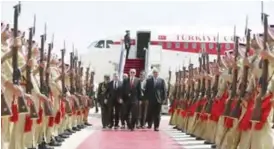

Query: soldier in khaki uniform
248,48,274,149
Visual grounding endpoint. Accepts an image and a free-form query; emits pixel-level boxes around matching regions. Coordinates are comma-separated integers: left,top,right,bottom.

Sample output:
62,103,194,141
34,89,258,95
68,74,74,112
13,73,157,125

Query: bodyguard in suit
123,69,141,131
105,73,123,129
97,75,110,128
137,71,148,128
121,73,129,129
145,68,167,131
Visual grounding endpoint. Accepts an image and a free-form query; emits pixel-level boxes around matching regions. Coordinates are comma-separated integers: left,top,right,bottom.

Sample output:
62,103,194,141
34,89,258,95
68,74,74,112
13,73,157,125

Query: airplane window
167,42,172,49
209,43,213,49
201,43,206,49
184,42,188,49
225,43,230,49
106,40,113,48
175,42,180,48
192,43,197,49
94,40,105,48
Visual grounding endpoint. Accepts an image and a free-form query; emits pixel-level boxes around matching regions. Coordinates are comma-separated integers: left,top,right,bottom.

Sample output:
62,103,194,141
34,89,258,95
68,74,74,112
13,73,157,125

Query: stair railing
144,42,151,77
118,40,126,81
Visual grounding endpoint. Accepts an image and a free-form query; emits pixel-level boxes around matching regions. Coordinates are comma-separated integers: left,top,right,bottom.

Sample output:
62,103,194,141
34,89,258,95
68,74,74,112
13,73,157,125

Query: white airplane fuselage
82,30,247,83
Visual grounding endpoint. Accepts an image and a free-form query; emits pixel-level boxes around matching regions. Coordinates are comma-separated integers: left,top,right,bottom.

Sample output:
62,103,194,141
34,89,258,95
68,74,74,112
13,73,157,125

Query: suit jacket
123,77,141,103
105,80,123,104
97,82,108,105
144,77,167,104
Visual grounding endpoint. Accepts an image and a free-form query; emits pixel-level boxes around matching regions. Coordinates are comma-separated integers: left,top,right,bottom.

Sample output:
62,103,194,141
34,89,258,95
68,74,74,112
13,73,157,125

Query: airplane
82,26,274,84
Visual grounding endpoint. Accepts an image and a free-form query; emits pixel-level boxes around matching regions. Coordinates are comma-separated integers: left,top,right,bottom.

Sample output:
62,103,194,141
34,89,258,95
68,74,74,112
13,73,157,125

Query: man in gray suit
145,68,167,131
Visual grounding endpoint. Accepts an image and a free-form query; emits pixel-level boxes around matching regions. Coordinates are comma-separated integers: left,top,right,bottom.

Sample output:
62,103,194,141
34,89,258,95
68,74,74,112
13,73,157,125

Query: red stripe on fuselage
114,40,253,55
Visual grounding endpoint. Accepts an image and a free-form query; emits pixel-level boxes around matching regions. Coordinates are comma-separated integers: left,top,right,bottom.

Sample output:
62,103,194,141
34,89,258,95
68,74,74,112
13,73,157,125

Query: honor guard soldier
97,75,110,128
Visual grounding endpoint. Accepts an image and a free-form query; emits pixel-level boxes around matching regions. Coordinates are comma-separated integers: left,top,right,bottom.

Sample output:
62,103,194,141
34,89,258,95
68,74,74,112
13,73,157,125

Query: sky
1,0,274,63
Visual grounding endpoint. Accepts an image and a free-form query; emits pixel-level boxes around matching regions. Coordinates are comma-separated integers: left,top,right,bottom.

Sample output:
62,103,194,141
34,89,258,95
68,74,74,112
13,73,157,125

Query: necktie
130,78,134,87
154,78,157,86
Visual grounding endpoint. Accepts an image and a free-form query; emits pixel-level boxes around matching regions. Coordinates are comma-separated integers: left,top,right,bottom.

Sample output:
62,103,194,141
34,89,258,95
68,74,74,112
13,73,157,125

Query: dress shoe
173,126,177,129
27,148,36,149
147,125,152,129
55,136,64,142
84,122,92,126
195,137,203,140
204,141,213,144
77,125,85,129
72,126,80,131
108,125,113,129
211,144,217,148
48,140,62,147
59,134,69,139
114,126,119,129
121,125,125,129
38,142,55,149
130,128,134,131
66,129,76,133
154,128,159,131
64,130,73,135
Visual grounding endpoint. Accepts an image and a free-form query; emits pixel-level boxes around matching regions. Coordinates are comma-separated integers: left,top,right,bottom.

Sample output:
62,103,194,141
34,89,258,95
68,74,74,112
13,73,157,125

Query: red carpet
77,120,183,149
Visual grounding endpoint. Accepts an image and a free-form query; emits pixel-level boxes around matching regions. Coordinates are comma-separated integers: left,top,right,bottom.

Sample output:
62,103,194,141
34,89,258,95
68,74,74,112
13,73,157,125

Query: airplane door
136,31,151,59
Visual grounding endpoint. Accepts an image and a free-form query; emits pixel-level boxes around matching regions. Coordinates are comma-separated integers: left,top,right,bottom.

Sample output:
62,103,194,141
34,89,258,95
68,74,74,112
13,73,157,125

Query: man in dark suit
121,73,129,129
124,30,131,59
105,73,123,129
97,75,110,128
137,71,148,129
123,69,141,131
145,68,167,131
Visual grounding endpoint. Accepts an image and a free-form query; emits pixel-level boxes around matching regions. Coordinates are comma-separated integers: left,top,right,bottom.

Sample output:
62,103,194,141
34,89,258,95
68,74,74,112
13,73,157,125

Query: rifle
223,27,239,117
231,17,251,118
251,13,269,122
40,24,53,117
213,33,221,98
177,69,182,108
61,45,72,114
167,69,172,98
205,53,213,113
78,66,84,107
171,71,178,108
196,53,206,113
196,57,202,100
26,15,38,119
12,2,28,114
85,67,90,97
85,67,90,108
72,53,80,110
89,70,95,108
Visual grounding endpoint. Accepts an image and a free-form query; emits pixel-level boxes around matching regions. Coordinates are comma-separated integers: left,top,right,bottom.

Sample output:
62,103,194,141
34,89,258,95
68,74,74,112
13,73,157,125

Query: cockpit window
106,40,114,48
95,40,105,48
